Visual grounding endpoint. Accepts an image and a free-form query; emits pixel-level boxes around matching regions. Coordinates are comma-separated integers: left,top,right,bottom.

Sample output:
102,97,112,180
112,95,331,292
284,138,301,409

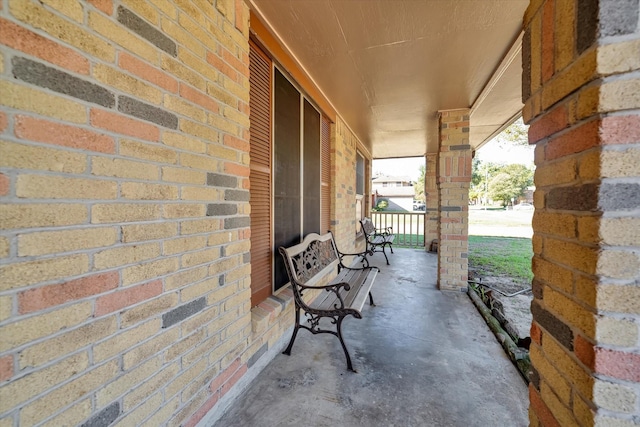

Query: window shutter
249,40,272,306
321,116,331,233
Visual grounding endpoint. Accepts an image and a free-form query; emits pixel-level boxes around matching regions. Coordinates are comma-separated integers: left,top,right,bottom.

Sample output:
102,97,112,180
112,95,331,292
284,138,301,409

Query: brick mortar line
7,244,249,281
0,278,246,362
0,237,246,269
0,354,122,420
598,108,640,117
0,77,93,122
600,69,640,83
533,145,600,166
206,324,251,368
598,144,640,155
0,181,245,197
1,121,250,160
0,14,98,64
1,38,247,136
2,7,248,74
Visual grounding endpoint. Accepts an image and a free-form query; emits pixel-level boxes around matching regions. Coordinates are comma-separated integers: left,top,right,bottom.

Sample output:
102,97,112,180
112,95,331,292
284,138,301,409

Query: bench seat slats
370,235,394,245
349,268,378,312
311,268,377,313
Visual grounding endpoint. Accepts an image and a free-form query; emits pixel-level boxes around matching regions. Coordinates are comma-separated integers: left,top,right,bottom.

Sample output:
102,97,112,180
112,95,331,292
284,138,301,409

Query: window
273,69,321,292
249,41,325,304
355,152,365,234
356,153,364,195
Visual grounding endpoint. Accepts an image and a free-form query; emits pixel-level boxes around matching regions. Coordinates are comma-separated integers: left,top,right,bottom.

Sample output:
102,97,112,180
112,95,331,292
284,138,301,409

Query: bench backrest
360,217,376,237
279,232,340,287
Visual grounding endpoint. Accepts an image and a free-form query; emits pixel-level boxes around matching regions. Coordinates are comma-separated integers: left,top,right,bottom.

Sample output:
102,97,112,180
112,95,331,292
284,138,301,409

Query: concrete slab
213,248,529,426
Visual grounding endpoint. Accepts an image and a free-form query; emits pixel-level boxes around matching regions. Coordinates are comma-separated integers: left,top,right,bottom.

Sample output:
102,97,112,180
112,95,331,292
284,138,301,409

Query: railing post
367,211,426,249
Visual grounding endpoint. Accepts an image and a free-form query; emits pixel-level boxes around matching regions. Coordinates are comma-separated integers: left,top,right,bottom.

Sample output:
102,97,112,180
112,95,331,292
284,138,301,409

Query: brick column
523,1,640,425
436,109,472,291
424,153,438,248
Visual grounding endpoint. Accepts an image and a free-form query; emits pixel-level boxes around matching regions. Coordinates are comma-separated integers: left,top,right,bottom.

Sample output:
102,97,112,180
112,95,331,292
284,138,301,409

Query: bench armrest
335,248,372,268
296,281,353,309
375,227,393,236
341,264,379,273
295,280,349,292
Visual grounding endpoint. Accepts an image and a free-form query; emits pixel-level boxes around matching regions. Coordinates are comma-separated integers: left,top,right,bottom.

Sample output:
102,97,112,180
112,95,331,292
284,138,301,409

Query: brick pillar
523,0,640,425
424,153,438,248
436,109,472,291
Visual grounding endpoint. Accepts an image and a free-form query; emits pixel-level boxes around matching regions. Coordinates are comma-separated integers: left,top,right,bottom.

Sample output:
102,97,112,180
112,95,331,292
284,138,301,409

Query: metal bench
360,217,395,265
279,232,378,372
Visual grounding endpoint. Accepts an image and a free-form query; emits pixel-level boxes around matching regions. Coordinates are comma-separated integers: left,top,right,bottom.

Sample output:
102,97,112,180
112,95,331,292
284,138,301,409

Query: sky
372,157,424,181
476,119,534,166
475,140,534,165
372,132,534,181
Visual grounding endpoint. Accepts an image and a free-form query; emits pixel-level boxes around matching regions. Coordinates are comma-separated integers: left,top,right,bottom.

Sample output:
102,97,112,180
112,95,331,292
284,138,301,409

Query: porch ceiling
249,0,528,159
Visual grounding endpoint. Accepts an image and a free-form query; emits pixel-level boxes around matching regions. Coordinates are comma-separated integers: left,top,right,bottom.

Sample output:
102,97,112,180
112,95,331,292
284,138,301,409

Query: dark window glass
273,69,301,291
272,70,321,291
356,153,365,195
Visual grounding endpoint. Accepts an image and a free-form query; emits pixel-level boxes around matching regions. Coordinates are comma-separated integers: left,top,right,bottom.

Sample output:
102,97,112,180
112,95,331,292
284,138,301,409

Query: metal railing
370,211,426,248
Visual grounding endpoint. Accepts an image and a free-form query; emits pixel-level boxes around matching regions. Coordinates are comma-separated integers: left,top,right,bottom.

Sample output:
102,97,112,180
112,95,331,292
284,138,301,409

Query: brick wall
332,117,366,254
0,1,255,426
437,109,472,292
523,0,640,425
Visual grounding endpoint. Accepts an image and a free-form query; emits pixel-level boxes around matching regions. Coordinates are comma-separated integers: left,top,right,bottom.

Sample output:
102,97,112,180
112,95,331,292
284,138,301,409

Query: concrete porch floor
213,248,529,426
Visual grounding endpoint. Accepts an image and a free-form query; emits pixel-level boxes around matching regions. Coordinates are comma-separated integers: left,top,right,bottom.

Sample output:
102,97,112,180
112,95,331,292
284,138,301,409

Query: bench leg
389,243,394,254
282,308,301,356
336,316,356,372
368,291,376,307
380,245,390,265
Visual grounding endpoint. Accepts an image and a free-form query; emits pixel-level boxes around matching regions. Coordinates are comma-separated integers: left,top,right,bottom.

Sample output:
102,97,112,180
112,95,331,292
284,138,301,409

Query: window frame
249,40,330,305
272,66,323,293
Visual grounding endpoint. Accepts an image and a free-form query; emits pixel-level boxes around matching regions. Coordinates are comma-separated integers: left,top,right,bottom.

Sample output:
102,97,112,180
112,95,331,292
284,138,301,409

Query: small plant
372,199,389,211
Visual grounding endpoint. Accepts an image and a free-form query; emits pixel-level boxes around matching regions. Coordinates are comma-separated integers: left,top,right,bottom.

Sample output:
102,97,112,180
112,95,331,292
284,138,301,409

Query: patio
211,249,529,426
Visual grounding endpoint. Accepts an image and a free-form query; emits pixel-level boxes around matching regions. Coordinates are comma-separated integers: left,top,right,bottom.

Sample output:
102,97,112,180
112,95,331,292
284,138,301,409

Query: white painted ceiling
249,0,528,159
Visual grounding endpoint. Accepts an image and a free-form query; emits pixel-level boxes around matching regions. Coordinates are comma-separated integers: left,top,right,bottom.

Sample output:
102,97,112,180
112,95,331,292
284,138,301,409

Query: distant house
518,186,535,204
372,176,416,211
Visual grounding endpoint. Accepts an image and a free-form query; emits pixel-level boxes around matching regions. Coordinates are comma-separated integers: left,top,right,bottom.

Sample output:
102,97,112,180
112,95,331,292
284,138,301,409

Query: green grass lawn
468,235,533,285
469,208,534,228
394,233,425,247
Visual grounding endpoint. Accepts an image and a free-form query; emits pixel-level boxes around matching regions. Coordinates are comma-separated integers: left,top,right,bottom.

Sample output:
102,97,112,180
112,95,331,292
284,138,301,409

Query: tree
471,158,483,186
494,118,529,147
372,199,388,211
470,160,504,204
487,164,533,206
414,165,426,201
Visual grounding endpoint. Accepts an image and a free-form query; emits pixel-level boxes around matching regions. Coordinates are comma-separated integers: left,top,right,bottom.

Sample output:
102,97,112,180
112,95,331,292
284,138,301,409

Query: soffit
249,0,528,158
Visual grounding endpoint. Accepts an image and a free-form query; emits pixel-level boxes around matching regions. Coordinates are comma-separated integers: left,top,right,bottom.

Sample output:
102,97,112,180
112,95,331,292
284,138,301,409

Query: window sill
250,286,294,335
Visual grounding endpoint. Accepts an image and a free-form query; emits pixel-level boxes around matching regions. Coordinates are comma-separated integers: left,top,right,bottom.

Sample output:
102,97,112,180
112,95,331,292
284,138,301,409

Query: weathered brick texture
333,117,367,254
437,109,472,292
0,0,252,426
524,0,640,425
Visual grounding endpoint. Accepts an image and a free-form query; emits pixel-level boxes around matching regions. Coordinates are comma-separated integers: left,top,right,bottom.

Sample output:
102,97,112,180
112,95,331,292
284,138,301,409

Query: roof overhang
249,0,528,158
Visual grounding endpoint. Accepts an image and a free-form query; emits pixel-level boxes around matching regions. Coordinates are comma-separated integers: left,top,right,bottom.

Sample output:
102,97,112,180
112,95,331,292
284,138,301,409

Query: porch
1,1,638,426
208,249,529,426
